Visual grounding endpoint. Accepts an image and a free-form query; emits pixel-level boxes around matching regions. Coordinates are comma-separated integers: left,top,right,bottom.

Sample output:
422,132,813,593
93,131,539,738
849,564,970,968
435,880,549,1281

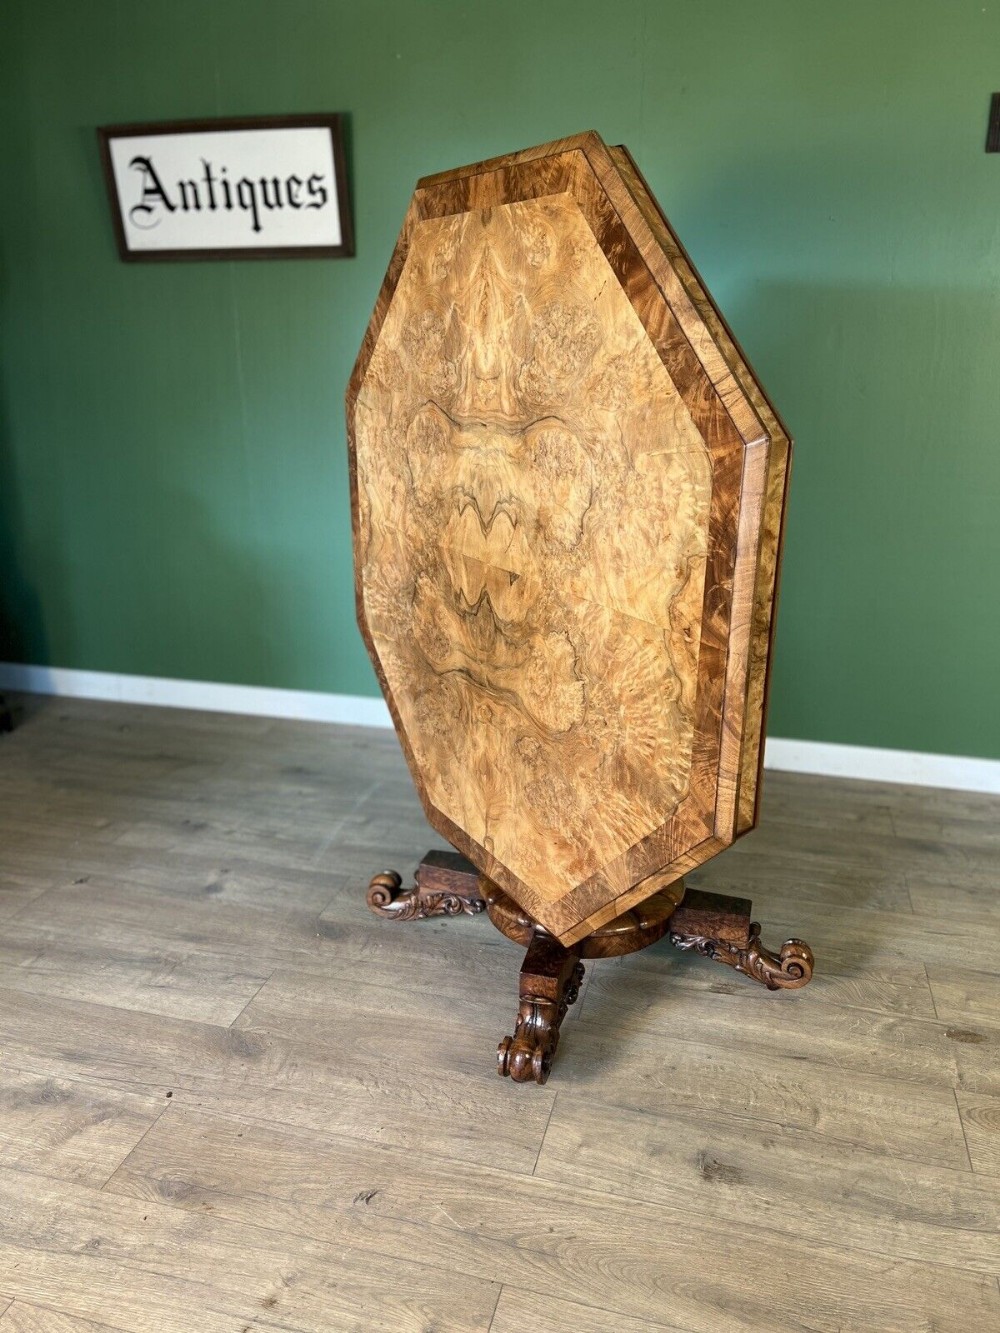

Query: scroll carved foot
366,852,485,922
669,920,814,990
498,933,585,1084
366,869,486,921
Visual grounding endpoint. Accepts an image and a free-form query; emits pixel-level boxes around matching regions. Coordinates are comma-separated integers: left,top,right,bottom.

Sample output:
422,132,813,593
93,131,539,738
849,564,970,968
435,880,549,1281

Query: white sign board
98,116,353,260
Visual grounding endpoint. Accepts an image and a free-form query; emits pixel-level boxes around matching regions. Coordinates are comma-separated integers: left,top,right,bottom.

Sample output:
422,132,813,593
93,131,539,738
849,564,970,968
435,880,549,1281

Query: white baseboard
763,737,1000,794
0,661,393,728
2,661,998,794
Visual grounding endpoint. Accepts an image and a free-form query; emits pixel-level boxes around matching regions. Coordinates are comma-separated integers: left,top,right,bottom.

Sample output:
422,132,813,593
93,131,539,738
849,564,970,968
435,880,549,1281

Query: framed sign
97,114,354,261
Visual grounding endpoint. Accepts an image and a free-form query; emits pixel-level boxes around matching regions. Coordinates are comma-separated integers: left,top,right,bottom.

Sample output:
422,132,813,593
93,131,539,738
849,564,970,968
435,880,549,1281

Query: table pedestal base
367,850,814,1084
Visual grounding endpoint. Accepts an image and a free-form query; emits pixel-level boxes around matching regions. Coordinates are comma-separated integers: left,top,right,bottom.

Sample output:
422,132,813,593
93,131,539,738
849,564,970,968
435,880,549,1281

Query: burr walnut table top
346,132,790,947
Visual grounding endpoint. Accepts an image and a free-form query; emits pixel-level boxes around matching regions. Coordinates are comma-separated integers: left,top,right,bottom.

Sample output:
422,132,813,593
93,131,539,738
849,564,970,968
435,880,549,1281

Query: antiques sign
97,115,353,261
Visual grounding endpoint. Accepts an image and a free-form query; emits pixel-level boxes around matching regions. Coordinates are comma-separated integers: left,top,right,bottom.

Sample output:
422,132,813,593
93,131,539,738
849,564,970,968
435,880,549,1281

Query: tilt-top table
346,132,813,1084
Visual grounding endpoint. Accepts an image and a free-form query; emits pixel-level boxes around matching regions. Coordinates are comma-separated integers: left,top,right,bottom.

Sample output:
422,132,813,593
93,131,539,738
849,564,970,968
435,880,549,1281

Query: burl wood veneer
347,133,812,1083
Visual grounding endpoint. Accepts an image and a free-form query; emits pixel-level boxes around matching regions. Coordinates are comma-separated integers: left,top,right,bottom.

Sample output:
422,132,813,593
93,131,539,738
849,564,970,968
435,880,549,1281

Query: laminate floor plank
101,1104,999,1333
927,964,1000,1028
0,930,272,1026
0,985,553,1173
578,961,997,1096
1,695,998,1333
598,933,938,1019
535,1096,1000,1273
694,857,913,914
3,878,339,981
0,836,353,914
741,895,998,974
958,1091,1000,1176
0,1302,129,1332
0,1166,497,1332
489,1289,692,1333
4,862,486,966
0,871,55,925
0,1068,163,1189
0,879,530,1026
230,954,588,1063
557,1019,971,1167
908,878,1000,924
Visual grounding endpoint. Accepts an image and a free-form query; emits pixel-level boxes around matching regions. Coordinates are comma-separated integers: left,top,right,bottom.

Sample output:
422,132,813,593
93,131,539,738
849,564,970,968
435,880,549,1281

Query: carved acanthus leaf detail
366,870,486,921
669,921,814,990
497,960,585,1084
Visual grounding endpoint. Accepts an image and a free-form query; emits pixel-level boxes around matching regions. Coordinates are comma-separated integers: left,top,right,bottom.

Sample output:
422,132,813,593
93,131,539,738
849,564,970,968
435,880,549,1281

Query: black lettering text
259,176,283,209
177,180,201,210
127,155,176,229
305,173,328,209
286,173,302,208
201,159,218,210
236,177,262,232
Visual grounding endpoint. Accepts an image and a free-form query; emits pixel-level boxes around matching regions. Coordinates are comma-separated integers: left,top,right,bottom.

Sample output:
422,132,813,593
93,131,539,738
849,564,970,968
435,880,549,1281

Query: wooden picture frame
97,113,354,262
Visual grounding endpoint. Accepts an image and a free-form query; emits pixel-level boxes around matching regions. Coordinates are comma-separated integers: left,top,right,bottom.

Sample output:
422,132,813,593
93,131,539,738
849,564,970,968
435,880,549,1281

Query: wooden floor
0,697,998,1332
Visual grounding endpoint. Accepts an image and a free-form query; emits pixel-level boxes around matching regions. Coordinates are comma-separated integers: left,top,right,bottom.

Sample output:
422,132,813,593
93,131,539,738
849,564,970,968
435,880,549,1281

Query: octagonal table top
346,131,790,946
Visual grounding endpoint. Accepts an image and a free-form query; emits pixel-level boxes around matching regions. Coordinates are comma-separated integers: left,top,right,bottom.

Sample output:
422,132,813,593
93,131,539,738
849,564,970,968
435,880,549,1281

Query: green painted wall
2,1,998,757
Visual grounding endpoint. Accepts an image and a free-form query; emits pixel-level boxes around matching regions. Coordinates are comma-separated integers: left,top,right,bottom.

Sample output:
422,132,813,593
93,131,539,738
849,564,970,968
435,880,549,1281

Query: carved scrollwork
366,870,486,921
497,960,585,1084
563,960,585,1008
669,921,814,990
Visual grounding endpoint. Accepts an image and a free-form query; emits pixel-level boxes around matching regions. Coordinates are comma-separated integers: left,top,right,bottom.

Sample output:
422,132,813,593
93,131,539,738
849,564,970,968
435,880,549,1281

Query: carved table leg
497,931,585,1085
367,850,485,921
667,888,814,990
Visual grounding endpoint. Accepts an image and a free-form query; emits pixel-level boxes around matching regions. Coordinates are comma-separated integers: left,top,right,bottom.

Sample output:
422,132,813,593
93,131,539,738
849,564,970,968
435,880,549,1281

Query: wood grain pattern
0,1304,128,1332
1,697,999,1330
957,1091,1000,1176
0,1167,497,1333
490,1290,690,1333
0,1069,162,1188
101,1101,999,1332
607,144,792,836
347,132,790,944
536,1097,1000,1274
0,981,553,1174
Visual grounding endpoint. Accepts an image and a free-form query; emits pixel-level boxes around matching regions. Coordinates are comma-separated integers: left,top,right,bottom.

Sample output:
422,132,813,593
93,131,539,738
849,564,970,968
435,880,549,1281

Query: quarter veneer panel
356,193,713,912
348,132,790,944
